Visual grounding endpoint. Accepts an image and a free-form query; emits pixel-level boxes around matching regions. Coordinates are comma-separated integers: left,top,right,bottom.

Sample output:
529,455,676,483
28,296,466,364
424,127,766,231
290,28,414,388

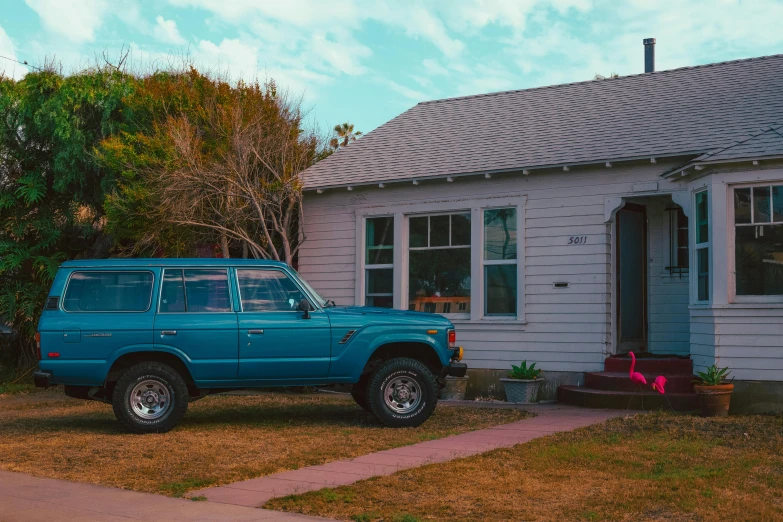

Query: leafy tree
0,67,136,365
103,69,322,262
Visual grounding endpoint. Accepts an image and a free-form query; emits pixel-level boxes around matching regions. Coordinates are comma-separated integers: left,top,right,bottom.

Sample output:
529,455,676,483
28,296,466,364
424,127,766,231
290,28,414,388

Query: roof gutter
663,154,783,179
305,150,706,192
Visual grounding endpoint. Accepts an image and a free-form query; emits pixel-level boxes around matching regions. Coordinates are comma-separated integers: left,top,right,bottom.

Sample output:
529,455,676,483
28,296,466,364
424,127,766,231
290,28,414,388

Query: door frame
615,202,648,353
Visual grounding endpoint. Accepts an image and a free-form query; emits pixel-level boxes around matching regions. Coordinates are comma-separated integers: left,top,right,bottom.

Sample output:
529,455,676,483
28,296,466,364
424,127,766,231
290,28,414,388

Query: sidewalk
193,404,628,508
0,471,329,522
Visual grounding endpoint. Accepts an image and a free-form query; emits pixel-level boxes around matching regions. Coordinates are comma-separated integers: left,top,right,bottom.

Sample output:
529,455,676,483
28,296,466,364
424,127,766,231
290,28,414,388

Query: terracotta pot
694,383,734,417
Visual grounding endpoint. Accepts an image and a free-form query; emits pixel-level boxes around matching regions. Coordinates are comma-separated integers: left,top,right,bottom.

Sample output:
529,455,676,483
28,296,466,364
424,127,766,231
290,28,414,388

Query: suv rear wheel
367,357,438,427
112,362,189,434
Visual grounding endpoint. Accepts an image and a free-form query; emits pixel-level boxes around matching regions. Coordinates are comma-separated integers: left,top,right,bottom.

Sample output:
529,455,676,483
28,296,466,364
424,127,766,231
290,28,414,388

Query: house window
666,206,689,276
734,185,783,295
694,191,710,301
484,208,517,315
365,217,394,307
408,213,471,314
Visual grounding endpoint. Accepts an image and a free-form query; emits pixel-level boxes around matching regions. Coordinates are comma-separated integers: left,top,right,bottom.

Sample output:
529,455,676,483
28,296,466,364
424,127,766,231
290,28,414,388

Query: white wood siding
300,160,688,373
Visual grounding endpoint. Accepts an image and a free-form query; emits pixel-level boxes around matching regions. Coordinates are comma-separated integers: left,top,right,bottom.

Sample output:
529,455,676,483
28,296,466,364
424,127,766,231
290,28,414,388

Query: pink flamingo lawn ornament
651,374,677,411
652,375,667,394
628,352,647,385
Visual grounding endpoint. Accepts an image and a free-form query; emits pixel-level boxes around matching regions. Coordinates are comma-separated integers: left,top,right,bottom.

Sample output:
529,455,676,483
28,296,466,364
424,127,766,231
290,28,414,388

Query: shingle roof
302,54,783,190
692,124,783,162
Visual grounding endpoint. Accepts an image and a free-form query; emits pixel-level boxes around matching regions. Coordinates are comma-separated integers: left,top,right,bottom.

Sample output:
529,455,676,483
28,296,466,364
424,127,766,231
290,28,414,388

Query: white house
298,49,783,412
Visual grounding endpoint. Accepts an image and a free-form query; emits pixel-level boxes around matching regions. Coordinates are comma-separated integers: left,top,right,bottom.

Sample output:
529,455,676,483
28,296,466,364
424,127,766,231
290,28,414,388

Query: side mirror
298,299,313,319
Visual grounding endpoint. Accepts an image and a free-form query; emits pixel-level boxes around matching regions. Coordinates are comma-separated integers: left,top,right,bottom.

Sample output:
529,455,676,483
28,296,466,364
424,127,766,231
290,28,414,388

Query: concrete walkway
0,471,328,522
194,404,628,508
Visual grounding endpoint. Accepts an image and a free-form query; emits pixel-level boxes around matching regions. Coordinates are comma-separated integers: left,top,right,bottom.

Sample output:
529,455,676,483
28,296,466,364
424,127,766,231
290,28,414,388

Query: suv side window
237,269,305,311
159,269,231,313
63,271,154,312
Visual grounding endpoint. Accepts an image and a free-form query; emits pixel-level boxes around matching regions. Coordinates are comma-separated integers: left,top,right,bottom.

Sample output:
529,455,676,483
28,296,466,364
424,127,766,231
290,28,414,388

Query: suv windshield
292,269,329,307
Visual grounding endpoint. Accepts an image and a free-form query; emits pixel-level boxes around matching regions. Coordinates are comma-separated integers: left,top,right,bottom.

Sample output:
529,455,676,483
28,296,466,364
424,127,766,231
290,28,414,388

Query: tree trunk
220,232,229,258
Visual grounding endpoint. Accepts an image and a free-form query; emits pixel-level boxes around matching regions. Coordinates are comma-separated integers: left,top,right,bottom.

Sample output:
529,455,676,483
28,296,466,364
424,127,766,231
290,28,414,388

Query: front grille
339,330,357,344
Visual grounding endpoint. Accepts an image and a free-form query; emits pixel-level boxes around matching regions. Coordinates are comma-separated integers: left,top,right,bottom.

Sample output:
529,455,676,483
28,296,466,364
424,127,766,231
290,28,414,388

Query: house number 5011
568,236,587,245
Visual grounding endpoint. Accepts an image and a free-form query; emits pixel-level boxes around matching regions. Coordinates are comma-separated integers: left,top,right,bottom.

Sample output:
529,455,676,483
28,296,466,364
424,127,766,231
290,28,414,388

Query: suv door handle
248,329,264,335
160,330,177,336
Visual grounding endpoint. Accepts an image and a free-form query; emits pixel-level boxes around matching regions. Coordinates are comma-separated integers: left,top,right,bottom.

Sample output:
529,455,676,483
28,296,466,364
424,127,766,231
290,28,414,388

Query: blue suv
33,259,466,433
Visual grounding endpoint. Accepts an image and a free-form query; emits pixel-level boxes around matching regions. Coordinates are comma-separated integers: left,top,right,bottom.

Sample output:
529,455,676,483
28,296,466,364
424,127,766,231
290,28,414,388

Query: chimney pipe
644,38,656,73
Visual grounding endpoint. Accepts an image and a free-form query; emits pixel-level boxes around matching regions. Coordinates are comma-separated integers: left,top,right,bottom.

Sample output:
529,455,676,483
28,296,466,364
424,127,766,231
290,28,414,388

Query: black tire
351,378,371,412
112,362,189,434
367,358,438,427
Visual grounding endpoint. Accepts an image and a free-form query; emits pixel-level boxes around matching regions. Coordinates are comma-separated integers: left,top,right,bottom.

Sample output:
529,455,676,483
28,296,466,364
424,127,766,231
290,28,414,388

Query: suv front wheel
112,362,189,434
367,357,438,427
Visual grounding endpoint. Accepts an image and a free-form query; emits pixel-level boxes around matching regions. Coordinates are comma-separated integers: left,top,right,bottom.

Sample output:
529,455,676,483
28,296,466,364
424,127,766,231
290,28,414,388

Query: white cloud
422,58,449,76
0,25,27,80
153,16,186,45
25,0,109,43
196,37,260,78
309,33,371,76
386,80,429,101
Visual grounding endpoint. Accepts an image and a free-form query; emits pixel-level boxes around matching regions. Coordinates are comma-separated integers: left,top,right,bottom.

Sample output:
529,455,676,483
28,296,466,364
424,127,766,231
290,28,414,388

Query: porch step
603,355,692,374
558,386,697,411
585,372,695,394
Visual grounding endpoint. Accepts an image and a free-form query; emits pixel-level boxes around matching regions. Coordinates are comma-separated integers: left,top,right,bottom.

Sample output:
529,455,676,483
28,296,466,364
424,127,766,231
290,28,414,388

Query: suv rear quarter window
63,271,154,312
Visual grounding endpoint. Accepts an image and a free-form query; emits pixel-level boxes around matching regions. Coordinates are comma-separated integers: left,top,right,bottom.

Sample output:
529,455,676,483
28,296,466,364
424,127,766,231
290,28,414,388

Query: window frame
235,267,316,313
692,190,711,304
482,207,519,317
356,195,525,324
157,267,234,314
729,182,783,304
364,215,395,308
407,210,473,319
62,270,155,313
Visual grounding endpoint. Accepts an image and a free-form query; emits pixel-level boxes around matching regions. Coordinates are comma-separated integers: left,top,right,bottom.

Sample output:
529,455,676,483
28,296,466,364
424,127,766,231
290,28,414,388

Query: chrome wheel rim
383,376,422,415
130,379,171,420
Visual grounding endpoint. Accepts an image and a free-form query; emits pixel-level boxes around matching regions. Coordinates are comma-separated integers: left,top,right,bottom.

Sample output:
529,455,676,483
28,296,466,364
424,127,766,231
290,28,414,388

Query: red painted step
604,355,693,375
558,386,697,411
585,372,695,394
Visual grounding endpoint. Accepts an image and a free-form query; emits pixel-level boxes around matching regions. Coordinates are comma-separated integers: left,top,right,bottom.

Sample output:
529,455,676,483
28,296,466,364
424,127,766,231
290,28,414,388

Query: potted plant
500,361,543,404
693,365,733,417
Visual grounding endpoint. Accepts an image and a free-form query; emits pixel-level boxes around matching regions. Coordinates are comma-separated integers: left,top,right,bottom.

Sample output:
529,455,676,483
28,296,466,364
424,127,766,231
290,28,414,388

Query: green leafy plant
508,361,542,380
694,365,731,386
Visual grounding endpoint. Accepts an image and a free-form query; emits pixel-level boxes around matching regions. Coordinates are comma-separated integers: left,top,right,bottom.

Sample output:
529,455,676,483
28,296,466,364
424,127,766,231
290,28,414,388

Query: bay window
694,190,710,302
733,184,783,296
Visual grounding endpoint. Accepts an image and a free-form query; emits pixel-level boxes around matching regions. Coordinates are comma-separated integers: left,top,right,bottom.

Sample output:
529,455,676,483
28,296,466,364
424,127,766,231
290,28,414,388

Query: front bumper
33,370,53,388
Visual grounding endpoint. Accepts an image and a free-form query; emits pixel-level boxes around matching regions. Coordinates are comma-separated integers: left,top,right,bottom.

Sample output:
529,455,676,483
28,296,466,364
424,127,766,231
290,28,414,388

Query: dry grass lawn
267,412,783,522
0,389,524,497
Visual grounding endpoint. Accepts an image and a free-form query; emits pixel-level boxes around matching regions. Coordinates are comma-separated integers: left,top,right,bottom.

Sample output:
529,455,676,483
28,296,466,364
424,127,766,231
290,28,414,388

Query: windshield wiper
326,299,337,308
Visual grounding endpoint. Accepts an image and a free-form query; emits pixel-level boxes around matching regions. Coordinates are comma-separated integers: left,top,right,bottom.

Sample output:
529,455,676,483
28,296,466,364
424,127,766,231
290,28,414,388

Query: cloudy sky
2,0,783,133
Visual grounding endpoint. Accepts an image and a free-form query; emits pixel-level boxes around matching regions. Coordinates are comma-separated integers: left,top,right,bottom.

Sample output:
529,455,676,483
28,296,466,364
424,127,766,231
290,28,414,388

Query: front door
617,204,647,353
235,268,331,381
